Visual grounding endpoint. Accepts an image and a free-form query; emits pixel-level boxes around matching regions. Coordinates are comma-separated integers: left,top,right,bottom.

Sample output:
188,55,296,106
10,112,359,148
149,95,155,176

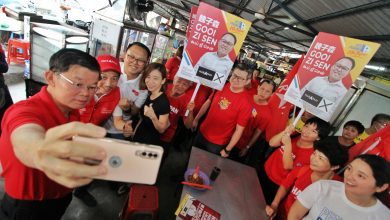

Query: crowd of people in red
0,42,389,219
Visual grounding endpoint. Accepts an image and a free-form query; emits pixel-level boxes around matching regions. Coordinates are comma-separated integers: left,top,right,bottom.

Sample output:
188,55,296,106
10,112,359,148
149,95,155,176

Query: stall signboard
186,6,198,39
177,2,251,90
284,32,380,121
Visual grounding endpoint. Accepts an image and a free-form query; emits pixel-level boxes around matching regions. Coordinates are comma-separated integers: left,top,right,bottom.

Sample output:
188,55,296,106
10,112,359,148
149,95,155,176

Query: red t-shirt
200,85,251,146
185,84,213,116
165,56,181,81
281,166,343,215
0,87,78,200
160,85,189,143
79,87,120,125
236,100,272,149
246,79,259,95
264,138,313,185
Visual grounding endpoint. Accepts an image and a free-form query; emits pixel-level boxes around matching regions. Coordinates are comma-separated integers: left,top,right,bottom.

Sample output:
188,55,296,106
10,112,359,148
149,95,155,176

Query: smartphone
72,136,164,185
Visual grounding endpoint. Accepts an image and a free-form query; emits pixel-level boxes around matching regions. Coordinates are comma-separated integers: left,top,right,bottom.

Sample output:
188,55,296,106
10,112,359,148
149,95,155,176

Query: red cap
97,55,121,75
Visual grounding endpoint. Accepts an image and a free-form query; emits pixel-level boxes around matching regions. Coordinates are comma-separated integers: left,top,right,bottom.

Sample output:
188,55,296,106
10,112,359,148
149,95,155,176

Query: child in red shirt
260,117,331,204
265,141,348,220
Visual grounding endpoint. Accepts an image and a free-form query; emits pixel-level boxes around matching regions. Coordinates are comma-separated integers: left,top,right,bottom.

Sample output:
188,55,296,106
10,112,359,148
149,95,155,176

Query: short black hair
259,79,276,93
343,120,365,134
221,32,237,45
305,117,331,140
314,141,348,168
233,63,251,79
49,48,100,74
126,42,151,60
371,113,390,126
354,154,390,198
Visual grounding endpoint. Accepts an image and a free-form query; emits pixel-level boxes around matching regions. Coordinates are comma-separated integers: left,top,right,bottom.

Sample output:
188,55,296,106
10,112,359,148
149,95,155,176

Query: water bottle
24,60,30,79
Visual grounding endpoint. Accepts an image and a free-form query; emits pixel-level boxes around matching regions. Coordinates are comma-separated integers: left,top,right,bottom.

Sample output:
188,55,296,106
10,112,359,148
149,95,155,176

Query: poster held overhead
284,32,380,122
176,2,251,91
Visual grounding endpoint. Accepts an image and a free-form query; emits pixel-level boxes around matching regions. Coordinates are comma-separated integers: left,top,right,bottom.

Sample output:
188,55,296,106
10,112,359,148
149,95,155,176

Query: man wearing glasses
193,64,252,158
194,32,236,90
0,49,108,219
354,113,390,144
302,57,354,106
103,42,150,139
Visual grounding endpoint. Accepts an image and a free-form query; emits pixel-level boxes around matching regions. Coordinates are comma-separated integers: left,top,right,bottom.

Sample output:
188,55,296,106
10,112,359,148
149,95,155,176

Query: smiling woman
132,63,170,157
288,154,390,220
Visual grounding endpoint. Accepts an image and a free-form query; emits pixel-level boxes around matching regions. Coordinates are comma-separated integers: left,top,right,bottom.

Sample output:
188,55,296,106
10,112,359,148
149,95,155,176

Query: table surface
176,147,268,220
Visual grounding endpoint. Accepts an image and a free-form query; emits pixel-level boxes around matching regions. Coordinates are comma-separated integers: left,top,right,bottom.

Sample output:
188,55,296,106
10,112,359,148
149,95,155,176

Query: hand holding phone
72,136,164,185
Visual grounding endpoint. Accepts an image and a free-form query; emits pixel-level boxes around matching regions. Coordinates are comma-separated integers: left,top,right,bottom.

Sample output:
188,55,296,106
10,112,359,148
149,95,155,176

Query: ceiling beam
179,0,315,37
350,35,390,42
252,24,310,48
247,30,305,53
272,0,318,34
304,0,390,24
154,0,190,13
268,0,298,14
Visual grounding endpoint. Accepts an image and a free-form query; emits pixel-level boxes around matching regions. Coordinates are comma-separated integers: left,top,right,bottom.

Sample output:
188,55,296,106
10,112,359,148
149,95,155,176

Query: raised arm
11,122,107,188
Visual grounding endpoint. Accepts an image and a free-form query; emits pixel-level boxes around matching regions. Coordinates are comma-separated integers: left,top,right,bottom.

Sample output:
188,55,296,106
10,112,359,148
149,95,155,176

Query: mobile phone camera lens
109,156,122,168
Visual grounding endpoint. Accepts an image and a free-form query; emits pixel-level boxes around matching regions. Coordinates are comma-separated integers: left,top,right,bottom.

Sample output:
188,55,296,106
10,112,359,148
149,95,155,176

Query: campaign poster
177,2,251,90
186,6,198,39
284,32,380,121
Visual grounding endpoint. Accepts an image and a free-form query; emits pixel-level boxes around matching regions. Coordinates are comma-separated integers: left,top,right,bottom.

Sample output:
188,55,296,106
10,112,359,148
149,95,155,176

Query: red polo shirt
79,87,120,125
281,166,342,215
200,85,251,146
185,84,213,116
0,87,78,200
161,84,189,143
236,100,272,149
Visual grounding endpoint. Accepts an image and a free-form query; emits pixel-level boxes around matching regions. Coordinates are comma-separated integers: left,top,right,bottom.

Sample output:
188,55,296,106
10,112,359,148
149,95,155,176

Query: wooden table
176,147,268,219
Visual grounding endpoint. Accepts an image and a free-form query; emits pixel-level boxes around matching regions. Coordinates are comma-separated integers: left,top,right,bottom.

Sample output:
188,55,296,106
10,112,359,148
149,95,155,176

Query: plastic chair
121,184,159,220
7,38,30,64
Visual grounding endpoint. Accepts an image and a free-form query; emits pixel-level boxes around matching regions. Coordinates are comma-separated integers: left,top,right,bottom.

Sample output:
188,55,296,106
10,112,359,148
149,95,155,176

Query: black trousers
0,193,72,220
194,131,225,155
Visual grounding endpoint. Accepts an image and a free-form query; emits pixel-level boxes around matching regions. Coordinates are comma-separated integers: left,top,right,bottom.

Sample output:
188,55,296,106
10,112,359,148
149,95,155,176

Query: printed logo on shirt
316,207,342,220
251,107,257,118
291,186,302,198
170,105,179,115
218,97,231,110
132,89,139,96
101,108,112,114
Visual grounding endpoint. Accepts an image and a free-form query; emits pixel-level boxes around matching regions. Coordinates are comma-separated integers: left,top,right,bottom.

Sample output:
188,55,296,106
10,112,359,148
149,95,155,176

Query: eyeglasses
58,73,98,93
220,39,235,47
126,54,147,65
334,63,351,72
231,74,247,81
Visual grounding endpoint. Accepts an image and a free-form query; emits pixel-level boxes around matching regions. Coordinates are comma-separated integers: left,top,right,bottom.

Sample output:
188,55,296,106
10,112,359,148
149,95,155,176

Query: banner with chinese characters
176,2,251,90
284,32,380,121
186,6,198,39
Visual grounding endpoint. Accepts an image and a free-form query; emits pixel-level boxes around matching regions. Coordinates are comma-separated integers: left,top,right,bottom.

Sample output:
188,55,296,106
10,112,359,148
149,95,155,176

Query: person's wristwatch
223,148,231,154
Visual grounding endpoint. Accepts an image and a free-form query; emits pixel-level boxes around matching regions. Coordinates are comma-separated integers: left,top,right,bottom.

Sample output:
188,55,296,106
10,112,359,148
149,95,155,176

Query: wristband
224,148,231,154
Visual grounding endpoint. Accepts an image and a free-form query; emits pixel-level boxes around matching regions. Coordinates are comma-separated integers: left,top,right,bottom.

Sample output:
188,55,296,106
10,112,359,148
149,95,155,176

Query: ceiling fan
254,0,289,25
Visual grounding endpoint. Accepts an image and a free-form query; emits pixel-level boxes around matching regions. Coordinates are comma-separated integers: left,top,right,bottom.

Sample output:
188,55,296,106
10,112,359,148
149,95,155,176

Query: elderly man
161,76,195,145
0,49,107,219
